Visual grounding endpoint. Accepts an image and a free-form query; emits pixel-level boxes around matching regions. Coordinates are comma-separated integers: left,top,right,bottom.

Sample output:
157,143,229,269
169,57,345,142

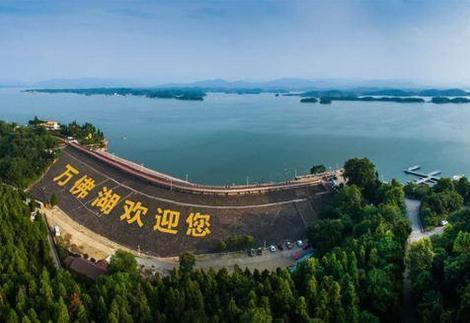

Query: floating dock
404,166,441,185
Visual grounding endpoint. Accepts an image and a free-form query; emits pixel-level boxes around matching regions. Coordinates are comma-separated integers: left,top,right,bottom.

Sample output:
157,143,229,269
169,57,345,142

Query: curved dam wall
30,144,334,257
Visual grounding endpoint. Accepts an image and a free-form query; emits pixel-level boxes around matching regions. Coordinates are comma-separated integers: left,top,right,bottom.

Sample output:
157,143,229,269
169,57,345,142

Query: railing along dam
68,142,341,196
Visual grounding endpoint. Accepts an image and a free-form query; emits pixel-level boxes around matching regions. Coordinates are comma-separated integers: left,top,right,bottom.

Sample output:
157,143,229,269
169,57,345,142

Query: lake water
1,88,470,185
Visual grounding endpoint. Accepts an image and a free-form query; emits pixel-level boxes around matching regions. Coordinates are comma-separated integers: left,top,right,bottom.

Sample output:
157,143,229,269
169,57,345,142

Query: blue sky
1,0,470,85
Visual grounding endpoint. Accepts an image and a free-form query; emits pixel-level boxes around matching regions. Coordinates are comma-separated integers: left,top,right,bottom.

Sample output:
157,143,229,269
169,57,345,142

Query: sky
1,0,470,85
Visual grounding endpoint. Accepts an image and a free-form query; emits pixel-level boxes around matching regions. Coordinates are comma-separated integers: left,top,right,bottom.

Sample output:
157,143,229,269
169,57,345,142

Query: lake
1,88,470,185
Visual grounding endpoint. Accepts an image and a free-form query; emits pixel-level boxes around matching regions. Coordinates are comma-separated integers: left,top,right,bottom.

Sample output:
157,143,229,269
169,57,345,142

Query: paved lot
405,198,444,243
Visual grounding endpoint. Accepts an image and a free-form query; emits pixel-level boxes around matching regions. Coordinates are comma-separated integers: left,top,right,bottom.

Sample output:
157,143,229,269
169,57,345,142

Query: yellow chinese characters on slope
53,164,79,186
91,187,121,215
186,212,211,237
53,164,211,237
154,208,180,234
120,200,148,227
70,175,96,199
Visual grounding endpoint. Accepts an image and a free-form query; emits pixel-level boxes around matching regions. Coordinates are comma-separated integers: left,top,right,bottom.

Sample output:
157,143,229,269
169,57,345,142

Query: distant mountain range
0,77,435,90
157,78,421,90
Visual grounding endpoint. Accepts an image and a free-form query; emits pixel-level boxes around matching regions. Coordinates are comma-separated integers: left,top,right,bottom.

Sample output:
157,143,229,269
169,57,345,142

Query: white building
40,121,61,131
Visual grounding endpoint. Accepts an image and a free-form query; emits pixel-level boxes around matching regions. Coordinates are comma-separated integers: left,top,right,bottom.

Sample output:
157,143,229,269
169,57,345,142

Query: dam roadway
68,142,340,195
30,142,337,257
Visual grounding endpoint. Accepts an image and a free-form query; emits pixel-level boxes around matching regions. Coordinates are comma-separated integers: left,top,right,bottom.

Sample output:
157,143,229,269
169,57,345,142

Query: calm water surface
1,88,470,185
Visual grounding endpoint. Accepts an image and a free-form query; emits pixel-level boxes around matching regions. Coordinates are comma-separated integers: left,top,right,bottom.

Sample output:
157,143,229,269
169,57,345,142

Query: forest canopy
0,121,57,188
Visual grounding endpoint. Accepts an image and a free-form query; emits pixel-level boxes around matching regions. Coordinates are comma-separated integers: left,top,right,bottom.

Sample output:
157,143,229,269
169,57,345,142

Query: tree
421,191,463,228
458,285,470,322
365,268,396,315
343,158,378,191
453,231,470,254
310,164,327,174
108,250,137,274
179,251,195,273
55,298,70,323
433,178,454,193
240,307,272,323
406,238,435,280
455,177,470,204
336,185,362,214
307,219,344,256
215,240,227,252
50,192,58,207
377,179,405,210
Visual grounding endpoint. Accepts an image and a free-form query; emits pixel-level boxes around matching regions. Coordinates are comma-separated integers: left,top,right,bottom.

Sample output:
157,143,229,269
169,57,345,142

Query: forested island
300,96,425,104
0,119,469,322
431,97,470,104
300,97,318,103
25,88,206,101
295,88,470,104
25,86,470,105
298,88,470,98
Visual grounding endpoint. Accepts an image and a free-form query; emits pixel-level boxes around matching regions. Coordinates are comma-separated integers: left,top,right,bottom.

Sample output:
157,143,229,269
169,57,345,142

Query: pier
404,165,441,185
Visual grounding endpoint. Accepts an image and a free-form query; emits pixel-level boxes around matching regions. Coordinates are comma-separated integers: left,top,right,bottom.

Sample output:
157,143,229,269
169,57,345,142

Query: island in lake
25,87,206,101
25,86,470,105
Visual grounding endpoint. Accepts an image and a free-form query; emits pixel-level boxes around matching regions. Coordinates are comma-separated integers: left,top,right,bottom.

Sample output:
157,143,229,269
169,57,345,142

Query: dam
29,142,338,257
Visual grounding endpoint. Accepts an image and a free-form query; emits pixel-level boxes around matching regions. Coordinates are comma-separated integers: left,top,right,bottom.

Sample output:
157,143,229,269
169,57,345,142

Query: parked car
269,245,277,252
53,225,61,237
296,240,304,248
248,248,256,257
277,243,284,251
302,243,310,250
286,241,293,249
440,220,449,226
256,248,263,256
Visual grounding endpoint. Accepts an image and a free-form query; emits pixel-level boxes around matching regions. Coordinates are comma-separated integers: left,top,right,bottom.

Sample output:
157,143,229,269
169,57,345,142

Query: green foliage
28,116,45,126
406,238,435,279
108,250,137,274
455,177,470,205
0,121,57,188
344,158,378,189
306,219,344,256
407,177,467,230
304,158,411,321
310,164,327,174
453,231,470,254
216,234,256,252
376,179,405,210
408,209,470,321
179,251,196,273
50,192,58,207
404,182,431,199
420,189,463,229
60,121,105,147
343,157,379,201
